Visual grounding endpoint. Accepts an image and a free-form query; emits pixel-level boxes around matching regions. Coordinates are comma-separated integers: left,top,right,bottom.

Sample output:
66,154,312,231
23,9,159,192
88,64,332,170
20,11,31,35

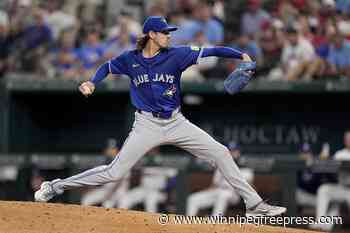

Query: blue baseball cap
142,16,177,34
228,141,240,150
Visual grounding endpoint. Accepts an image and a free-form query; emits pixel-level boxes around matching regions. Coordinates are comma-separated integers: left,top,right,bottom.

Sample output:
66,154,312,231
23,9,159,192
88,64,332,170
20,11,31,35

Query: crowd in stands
0,0,350,82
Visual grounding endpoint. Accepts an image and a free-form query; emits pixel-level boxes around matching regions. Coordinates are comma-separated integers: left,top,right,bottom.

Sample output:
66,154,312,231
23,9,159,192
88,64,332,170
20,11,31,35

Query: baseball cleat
34,179,61,202
245,201,287,217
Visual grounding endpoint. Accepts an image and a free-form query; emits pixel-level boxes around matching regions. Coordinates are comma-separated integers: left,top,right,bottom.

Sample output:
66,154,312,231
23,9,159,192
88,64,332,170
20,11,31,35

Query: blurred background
0,0,350,232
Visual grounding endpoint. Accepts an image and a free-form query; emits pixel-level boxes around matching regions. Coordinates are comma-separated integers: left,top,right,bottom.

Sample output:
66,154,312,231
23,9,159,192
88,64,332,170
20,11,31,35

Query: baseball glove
224,61,256,95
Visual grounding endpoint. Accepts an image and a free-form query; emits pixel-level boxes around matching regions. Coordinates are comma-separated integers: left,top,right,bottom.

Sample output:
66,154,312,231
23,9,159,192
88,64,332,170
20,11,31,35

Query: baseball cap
228,141,240,150
142,16,177,34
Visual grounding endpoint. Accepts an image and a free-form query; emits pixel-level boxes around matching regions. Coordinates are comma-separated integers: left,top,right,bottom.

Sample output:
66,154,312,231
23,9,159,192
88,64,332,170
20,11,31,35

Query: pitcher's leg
35,115,163,202
53,129,160,192
168,118,262,208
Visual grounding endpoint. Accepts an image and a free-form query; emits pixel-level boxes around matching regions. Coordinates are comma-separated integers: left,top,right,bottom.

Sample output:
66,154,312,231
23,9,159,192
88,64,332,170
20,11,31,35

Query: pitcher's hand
242,53,253,62
79,81,95,97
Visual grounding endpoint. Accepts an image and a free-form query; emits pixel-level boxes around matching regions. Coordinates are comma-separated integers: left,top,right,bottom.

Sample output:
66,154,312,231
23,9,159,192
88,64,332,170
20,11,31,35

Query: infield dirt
0,201,322,233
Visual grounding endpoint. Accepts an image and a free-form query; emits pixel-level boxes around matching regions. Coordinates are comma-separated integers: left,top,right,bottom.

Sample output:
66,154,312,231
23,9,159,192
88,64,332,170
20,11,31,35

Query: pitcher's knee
212,144,231,158
105,161,130,182
105,167,125,182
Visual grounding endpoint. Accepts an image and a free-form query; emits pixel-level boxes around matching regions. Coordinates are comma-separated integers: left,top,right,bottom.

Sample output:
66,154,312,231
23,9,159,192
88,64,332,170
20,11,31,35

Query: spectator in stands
181,1,224,45
326,31,350,78
296,143,335,210
168,11,191,45
3,0,350,82
0,10,10,77
310,130,350,231
320,0,337,19
259,20,284,74
8,0,33,34
44,0,77,40
276,0,299,29
78,27,104,80
44,29,80,80
240,0,270,38
268,26,316,81
212,0,224,23
296,14,314,41
306,1,321,29
76,0,102,24
175,0,198,16
336,0,350,15
231,33,263,67
107,10,142,39
103,22,136,60
147,2,168,17
336,13,350,40
22,8,52,48
18,8,53,72
302,19,334,80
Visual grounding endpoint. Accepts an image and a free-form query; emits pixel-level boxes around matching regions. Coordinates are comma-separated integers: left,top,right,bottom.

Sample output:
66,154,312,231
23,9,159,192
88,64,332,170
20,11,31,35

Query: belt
136,108,180,119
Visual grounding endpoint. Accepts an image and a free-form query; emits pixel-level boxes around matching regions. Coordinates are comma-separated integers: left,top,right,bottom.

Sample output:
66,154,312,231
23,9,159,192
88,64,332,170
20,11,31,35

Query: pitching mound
0,201,321,233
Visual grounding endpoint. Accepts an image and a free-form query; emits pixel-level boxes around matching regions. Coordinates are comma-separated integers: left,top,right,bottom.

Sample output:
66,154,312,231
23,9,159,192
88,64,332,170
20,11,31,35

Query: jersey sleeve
175,46,203,71
108,51,129,75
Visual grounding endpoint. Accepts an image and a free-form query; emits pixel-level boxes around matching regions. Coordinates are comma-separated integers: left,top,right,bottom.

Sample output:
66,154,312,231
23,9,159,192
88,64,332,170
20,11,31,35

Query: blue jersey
108,46,203,114
91,45,243,116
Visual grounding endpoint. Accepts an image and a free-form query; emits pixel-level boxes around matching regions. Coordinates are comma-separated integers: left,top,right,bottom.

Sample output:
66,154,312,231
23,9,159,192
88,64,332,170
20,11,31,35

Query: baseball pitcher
35,16,286,217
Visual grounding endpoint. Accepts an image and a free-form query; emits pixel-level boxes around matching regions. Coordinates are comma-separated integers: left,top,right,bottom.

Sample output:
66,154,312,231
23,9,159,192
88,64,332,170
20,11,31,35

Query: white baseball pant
81,173,130,207
51,111,263,209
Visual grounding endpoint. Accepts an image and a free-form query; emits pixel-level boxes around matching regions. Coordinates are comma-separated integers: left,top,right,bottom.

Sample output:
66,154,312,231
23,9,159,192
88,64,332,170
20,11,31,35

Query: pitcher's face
151,30,171,48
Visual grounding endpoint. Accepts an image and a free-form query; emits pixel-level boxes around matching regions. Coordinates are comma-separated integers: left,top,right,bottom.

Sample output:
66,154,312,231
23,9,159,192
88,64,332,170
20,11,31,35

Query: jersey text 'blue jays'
108,46,202,114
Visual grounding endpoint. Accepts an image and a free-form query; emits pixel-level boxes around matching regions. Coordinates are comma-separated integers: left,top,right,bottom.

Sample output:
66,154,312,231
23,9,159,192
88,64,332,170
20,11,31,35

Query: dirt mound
0,201,321,233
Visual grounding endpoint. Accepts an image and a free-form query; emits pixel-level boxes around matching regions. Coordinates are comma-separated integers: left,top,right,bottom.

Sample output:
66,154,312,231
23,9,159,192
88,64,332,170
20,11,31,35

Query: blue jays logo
163,85,177,98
